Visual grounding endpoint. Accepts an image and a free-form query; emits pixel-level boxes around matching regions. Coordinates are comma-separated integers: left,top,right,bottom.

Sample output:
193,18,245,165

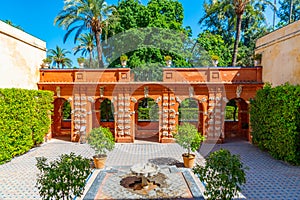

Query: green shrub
36,153,91,200
0,88,53,164
174,123,205,156
87,126,115,155
250,83,300,165
193,149,247,200
178,108,199,121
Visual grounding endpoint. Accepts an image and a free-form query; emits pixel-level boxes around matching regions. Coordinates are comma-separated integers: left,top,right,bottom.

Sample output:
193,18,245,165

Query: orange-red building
38,67,263,143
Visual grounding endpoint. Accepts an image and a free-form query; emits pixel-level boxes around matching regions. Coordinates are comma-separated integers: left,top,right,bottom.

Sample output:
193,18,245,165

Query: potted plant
120,54,128,67
41,57,52,68
211,55,219,67
253,53,262,66
77,57,85,68
164,55,172,67
86,126,115,169
174,123,205,168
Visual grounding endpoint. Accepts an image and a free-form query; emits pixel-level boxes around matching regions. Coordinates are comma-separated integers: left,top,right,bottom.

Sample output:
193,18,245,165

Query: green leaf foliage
102,0,191,68
174,123,205,155
199,0,274,66
250,83,300,165
36,153,91,200
193,149,247,200
277,0,300,27
0,88,53,164
196,31,231,66
87,126,115,155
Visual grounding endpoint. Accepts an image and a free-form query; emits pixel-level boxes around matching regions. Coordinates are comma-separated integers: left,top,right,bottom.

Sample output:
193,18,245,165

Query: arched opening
93,98,115,133
52,98,71,139
224,98,249,140
178,98,203,133
135,97,159,142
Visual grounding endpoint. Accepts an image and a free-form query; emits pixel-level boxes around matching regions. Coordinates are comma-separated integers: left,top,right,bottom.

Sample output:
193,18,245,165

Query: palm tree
232,0,276,66
54,0,116,68
232,0,250,66
73,33,95,67
48,46,72,68
199,0,275,66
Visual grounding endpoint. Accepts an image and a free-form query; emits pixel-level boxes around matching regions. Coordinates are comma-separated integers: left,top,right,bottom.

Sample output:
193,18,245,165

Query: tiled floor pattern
83,166,201,199
202,141,300,200
0,139,300,199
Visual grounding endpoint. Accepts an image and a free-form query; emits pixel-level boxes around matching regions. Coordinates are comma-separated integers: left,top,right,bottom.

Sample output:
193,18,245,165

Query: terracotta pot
182,153,195,168
93,155,107,169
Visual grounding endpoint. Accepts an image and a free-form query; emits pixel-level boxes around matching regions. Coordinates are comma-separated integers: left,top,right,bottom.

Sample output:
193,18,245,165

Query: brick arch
224,97,249,141
178,97,204,134
52,97,69,138
134,97,160,142
92,98,115,134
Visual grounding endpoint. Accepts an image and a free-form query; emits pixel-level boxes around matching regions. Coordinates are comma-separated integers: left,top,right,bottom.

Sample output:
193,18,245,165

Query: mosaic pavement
0,139,299,199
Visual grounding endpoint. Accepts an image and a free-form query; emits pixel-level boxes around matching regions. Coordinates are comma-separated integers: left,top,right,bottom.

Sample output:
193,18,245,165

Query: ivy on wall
250,83,300,165
0,88,53,164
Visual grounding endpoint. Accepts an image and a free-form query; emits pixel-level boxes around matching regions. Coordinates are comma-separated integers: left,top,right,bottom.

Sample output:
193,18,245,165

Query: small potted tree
41,57,52,68
253,53,262,66
86,126,115,169
77,57,85,68
174,123,205,168
211,55,219,67
164,55,172,67
120,54,128,67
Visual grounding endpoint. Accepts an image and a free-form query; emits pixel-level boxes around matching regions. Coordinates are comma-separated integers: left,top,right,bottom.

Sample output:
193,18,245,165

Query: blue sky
0,0,275,66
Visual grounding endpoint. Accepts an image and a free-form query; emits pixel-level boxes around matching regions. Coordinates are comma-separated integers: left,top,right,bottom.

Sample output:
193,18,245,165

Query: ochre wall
0,21,46,89
255,20,300,86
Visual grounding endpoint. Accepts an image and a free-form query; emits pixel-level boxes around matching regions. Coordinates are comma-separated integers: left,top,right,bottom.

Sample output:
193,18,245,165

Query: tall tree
196,31,231,66
102,0,190,68
231,0,250,66
73,33,96,67
199,0,275,66
48,46,72,68
277,0,300,26
54,0,116,68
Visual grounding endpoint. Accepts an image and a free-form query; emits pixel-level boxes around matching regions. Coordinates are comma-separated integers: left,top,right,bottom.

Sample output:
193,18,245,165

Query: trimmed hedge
250,83,300,165
0,88,53,164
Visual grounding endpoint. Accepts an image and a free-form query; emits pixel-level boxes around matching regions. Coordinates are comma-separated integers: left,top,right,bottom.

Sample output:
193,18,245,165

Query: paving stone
0,139,300,199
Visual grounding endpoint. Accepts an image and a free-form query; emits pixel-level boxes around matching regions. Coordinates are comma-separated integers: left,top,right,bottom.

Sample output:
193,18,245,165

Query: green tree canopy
102,0,191,68
277,0,300,27
196,31,231,66
199,0,274,66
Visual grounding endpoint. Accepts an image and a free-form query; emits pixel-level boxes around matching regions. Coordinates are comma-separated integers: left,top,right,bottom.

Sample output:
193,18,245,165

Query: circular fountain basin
131,163,160,177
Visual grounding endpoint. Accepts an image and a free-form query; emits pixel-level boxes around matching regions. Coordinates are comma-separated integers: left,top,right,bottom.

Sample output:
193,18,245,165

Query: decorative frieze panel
115,94,131,137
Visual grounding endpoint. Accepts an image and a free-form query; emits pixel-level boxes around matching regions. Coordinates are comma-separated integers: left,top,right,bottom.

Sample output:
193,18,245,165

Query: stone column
161,91,170,143
73,88,88,143
115,92,132,143
206,86,225,143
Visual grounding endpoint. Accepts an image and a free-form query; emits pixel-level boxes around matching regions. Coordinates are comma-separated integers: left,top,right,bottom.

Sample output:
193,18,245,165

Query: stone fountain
130,163,160,188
